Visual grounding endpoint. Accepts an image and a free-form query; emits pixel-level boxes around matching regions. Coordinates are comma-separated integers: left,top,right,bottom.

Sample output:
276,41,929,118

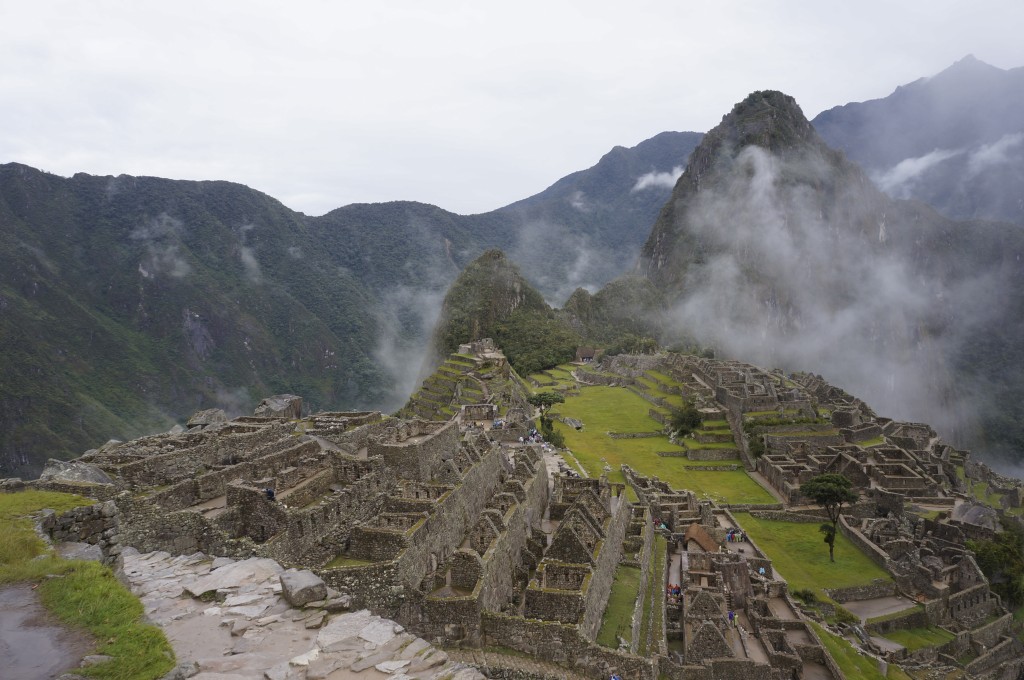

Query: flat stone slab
123,551,477,680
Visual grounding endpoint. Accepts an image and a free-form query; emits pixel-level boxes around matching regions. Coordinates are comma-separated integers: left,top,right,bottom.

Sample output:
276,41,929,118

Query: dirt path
0,584,95,680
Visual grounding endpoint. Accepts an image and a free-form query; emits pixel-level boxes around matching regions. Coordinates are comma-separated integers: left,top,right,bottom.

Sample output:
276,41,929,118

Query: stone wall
370,419,460,482
826,579,895,604
865,607,928,635
482,612,656,680
837,514,891,571
39,500,121,566
684,448,741,461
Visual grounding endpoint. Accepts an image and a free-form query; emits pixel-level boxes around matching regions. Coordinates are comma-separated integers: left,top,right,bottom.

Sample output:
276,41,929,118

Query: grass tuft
0,490,175,679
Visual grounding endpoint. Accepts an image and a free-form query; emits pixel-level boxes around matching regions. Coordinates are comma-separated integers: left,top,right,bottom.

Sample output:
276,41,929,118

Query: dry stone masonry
7,344,1023,679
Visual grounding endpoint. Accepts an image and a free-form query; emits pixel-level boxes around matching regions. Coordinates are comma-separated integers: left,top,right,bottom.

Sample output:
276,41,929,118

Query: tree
527,392,565,413
800,474,858,562
670,402,703,437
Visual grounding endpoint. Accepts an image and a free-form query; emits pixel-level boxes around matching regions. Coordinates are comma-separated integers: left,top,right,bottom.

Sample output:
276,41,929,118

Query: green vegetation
810,622,895,680
528,392,565,412
881,626,955,651
856,436,885,448
637,536,667,655
733,512,891,597
550,386,774,504
0,490,175,679
597,565,640,647
669,402,702,437
865,605,924,626
968,524,1024,608
800,474,859,562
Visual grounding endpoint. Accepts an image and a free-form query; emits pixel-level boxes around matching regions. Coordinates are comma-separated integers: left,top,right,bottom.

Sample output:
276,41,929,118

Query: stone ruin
10,348,1024,680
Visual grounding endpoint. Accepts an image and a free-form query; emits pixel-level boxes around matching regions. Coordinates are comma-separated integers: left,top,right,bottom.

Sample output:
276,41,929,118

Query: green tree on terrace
800,473,858,562
527,392,565,413
670,402,703,437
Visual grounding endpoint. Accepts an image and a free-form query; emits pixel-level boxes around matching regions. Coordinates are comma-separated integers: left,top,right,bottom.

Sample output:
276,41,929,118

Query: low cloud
130,213,192,278
873,148,962,196
665,145,999,444
632,165,684,192
238,223,262,283
967,132,1024,177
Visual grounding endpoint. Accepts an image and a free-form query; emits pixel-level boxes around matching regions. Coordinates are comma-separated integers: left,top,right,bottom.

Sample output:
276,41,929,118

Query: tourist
264,487,275,501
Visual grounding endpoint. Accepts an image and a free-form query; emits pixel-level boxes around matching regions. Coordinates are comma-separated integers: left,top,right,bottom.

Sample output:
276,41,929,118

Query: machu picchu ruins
7,341,1024,680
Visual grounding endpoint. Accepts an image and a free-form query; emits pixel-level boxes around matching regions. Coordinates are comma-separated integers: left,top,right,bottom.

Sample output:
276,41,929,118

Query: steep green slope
0,165,385,477
428,250,580,377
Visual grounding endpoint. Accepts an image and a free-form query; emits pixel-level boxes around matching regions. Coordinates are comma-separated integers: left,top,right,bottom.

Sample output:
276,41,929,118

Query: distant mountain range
3,56,1022,477
813,55,1024,225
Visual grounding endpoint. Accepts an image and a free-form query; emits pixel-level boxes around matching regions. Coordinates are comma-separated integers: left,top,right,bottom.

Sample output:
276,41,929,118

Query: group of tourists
666,582,682,604
725,528,746,542
652,517,669,531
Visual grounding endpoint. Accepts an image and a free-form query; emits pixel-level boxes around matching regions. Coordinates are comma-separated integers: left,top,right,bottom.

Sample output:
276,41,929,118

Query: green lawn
551,386,775,505
646,370,682,387
882,626,955,651
597,565,640,647
1,490,175,679
733,512,892,597
811,622,909,680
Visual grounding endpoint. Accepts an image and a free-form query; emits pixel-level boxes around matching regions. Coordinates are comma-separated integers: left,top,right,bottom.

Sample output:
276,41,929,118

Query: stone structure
14,345,1024,680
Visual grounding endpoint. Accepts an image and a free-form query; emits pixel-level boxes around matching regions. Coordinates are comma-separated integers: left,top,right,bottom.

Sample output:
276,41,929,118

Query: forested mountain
0,131,700,477
813,55,1024,225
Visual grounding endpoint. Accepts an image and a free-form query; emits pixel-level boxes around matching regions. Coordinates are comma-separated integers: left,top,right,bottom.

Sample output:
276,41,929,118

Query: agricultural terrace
528,363,578,393
732,511,892,598
549,385,775,505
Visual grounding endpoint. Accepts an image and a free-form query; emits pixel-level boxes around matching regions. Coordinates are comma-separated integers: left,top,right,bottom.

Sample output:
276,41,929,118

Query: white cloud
967,132,1024,176
632,166,684,192
1,3,1021,214
872,148,962,196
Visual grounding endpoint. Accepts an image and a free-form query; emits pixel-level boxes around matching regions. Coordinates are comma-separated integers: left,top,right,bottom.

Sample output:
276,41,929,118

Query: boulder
255,394,303,419
280,569,327,606
39,459,113,486
188,408,228,429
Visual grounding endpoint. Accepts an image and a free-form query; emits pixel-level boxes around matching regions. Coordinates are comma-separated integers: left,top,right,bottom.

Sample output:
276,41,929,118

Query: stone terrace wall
114,422,294,487
393,442,508,593
837,514,891,572
40,500,122,566
370,419,460,482
477,464,549,614
482,612,656,680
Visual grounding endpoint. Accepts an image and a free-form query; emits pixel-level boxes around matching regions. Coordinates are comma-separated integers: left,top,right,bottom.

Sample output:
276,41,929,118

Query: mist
664,145,1002,445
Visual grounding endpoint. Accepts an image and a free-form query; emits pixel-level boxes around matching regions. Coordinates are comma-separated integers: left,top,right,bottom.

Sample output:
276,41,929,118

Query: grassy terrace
597,565,640,647
1,490,175,679
550,386,775,505
811,622,911,680
881,626,955,651
732,512,892,598
637,535,667,655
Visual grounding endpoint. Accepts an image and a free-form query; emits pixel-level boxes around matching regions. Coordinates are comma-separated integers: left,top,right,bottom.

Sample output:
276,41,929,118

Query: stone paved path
122,548,485,680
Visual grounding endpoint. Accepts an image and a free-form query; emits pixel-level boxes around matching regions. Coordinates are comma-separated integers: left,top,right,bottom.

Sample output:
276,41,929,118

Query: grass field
811,622,911,680
550,386,775,505
733,512,892,597
1,490,175,679
597,565,640,647
881,626,955,651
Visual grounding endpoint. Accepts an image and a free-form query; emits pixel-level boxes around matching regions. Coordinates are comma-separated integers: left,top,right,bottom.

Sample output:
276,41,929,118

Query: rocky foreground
120,548,485,680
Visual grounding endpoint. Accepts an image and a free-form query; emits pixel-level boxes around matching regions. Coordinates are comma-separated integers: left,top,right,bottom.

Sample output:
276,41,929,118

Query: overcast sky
2,1,1023,216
